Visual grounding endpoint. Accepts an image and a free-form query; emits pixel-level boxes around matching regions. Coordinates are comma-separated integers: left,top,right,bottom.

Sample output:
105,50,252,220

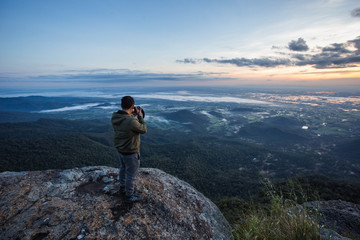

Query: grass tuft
232,179,321,240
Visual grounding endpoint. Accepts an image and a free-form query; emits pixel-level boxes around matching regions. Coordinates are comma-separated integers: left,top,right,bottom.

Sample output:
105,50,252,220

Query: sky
0,0,360,89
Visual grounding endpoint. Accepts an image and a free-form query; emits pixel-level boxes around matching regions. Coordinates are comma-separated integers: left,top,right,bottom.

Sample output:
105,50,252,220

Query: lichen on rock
0,166,233,240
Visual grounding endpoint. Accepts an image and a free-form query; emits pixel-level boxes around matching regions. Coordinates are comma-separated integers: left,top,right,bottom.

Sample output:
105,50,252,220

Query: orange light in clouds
222,64,360,86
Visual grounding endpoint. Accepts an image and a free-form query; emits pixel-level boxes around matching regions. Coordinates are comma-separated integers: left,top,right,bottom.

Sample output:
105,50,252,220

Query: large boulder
303,200,360,240
0,166,233,240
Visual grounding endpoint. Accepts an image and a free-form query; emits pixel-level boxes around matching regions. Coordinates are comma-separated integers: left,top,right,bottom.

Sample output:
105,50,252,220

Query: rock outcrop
303,200,360,240
0,166,233,240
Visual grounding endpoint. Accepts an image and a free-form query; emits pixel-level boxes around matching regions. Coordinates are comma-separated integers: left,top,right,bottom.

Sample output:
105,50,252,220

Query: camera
132,106,145,118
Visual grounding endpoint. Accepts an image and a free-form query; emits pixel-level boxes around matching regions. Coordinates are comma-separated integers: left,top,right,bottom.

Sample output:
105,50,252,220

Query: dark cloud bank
31,69,226,84
177,36,360,69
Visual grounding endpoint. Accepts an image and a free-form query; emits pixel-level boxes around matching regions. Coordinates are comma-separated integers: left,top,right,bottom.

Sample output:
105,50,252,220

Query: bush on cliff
232,180,321,240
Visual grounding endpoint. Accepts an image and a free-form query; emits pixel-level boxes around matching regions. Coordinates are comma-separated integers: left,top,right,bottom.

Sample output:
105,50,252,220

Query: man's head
121,96,135,110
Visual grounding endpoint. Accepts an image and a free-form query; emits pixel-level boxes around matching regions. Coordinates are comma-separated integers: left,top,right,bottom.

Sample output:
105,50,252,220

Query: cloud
202,57,291,68
176,58,198,64
351,8,360,17
350,38,360,54
177,36,360,70
322,43,351,54
39,103,101,113
32,70,203,82
295,37,360,69
133,93,272,105
1,68,235,89
288,38,309,52
5,69,232,88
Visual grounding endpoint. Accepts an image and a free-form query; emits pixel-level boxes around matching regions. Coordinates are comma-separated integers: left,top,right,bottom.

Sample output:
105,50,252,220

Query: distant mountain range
0,96,102,112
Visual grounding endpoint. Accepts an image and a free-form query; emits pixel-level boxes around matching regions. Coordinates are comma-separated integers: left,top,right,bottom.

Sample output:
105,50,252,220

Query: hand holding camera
133,106,145,118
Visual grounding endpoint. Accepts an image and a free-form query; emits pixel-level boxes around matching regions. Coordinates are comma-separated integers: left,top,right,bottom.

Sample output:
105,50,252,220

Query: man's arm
130,117,147,134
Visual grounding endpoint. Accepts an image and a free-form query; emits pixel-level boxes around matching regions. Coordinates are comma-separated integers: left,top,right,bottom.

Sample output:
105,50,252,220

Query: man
111,96,147,203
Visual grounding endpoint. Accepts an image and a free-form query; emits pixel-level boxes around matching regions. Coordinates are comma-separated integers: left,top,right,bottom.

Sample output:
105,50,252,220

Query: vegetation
273,175,360,204
230,180,321,240
0,133,118,171
1,118,359,202
216,176,360,225
1,117,360,239
232,195,321,239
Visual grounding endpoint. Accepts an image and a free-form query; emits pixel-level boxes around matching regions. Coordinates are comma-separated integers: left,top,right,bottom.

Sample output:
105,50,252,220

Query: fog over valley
1,87,359,182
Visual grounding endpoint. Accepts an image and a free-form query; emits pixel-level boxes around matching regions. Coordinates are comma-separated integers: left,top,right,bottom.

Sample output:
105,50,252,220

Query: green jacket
111,110,147,153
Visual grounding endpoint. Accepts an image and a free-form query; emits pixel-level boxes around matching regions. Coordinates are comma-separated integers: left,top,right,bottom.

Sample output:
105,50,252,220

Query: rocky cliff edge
0,166,233,240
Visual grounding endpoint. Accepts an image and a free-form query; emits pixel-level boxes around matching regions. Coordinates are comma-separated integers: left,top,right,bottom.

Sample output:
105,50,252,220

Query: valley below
1,86,360,226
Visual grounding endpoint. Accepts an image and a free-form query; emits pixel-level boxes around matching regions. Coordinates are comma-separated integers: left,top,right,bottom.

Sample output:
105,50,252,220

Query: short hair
121,96,135,110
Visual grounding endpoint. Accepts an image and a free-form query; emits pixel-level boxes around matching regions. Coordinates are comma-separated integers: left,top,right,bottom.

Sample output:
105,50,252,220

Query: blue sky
0,0,359,88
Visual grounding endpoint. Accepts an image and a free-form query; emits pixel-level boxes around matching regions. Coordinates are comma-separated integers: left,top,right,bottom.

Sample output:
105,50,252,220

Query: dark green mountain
0,118,358,201
231,107,262,112
0,133,117,172
0,111,56,123
237,122,307,145
333,138,360,163
263,116,304,131
0,118,110,139
165,109,209,132
0,96,105,112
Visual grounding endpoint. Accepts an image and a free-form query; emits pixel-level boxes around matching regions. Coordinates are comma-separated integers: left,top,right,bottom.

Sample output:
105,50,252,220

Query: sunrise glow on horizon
0,0,359,88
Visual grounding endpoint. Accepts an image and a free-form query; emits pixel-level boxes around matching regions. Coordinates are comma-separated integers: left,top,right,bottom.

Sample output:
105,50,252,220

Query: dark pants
118,152,140,197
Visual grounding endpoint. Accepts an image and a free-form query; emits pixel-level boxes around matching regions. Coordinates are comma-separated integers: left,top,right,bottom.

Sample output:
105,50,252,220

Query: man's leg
124,153,140,200
118,152,126,189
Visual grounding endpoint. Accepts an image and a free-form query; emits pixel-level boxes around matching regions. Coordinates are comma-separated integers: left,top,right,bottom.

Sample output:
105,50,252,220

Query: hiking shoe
125,194,142,203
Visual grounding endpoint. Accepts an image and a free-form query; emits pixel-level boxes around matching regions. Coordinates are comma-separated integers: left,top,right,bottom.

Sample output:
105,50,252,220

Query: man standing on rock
111,96,147,203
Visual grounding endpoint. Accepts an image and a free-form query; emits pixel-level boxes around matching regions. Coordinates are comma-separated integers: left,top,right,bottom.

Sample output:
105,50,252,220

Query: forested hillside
1,118,359,206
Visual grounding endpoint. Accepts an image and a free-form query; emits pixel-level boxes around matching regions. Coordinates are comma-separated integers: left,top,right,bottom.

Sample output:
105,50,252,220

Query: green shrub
232,179,321,240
